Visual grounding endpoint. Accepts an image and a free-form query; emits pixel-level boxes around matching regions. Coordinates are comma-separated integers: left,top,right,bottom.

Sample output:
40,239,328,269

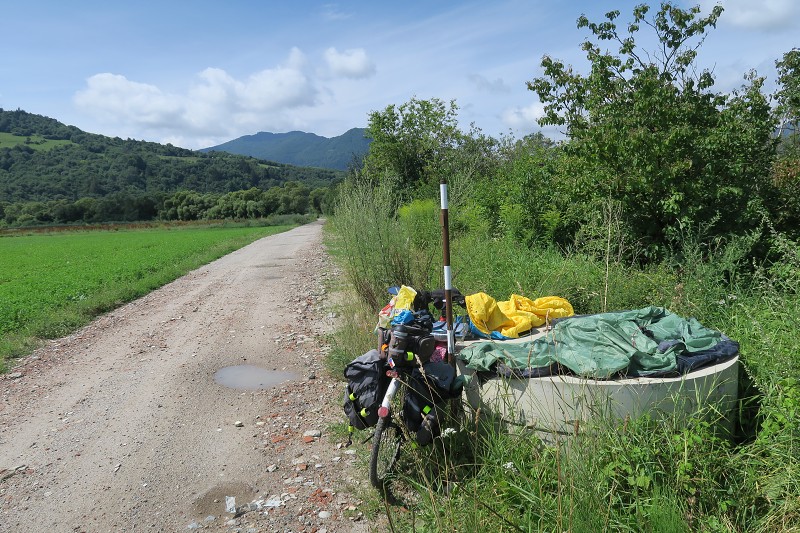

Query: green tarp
458,306,725,379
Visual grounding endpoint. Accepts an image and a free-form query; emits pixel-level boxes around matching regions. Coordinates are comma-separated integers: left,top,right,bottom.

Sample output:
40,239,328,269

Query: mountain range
0,109,344,203
202,128,371,171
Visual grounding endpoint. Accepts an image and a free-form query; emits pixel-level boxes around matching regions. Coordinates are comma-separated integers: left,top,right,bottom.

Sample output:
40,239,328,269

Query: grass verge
325,211,800,531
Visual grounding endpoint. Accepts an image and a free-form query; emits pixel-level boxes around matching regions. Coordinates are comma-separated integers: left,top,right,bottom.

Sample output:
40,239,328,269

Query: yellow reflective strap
348,425,354,433
423,405,432,415
360,408,368,417
349,392,356,401
406,351,414,361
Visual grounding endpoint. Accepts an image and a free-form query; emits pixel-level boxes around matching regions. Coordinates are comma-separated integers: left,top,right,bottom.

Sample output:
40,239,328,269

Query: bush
330,178,437,309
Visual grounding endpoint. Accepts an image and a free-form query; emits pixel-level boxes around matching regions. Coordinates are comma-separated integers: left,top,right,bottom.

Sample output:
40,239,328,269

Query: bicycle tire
369,415,403,492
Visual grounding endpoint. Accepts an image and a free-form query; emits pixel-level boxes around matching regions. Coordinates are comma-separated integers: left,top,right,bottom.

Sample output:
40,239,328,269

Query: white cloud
323,47,376,79
320,4,352,21
702,0,800,30
501,102,564,140
73,73,183,129
502,102,545,129
468,73,511,93
241,70,315,111
73,48,320,147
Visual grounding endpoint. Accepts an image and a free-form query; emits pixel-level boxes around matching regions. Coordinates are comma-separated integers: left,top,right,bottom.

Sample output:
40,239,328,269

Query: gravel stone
0,221,378,532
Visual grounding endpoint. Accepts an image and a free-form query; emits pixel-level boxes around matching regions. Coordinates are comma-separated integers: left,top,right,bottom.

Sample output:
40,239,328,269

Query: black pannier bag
343,349,390,431
402,361,465,446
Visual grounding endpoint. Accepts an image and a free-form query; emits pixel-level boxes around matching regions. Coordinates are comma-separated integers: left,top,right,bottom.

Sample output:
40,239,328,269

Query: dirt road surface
0,221,375,532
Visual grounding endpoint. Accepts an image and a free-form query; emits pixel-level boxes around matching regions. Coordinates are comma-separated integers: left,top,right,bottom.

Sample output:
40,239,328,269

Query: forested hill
201,128,370,170
0,108,344,203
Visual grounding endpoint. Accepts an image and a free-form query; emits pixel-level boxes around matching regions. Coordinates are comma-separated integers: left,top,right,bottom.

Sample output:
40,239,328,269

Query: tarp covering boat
458,306,739,379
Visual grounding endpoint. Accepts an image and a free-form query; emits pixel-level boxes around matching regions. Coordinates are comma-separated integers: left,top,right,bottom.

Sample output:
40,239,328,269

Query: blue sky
1,0,798,149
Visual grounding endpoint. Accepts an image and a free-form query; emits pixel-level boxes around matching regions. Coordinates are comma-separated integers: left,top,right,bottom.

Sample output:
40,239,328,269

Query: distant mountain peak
201,128,370,170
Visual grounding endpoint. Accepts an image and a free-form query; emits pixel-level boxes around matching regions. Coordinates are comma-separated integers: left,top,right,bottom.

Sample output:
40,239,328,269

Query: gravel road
0,221,375,532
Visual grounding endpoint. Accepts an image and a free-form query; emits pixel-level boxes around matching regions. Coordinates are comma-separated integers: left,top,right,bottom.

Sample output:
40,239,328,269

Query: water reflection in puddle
214,365,296,390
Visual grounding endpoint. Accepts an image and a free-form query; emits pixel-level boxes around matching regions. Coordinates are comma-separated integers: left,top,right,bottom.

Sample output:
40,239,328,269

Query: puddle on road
213,365,296,390
193,481,255,517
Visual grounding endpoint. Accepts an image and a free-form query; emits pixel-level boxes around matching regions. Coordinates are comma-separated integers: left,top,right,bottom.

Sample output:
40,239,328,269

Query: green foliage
528,2,778,258
1,192,164,226
0,109,338,227
580,412,734,526
376,408,734,532
365,361,797,532
0,107,82,139
770,149,800,232
464,133,561,245
321,72,800,533
397,198,440,283
328,218,800,530
714,291,800,385
0,132,73,151
364,98,460,193
0,108,342,205
322,7,800,529
1,182,326,227
331,97,501,310
450,234,676,314
318,225,376,376
362,98,499,202
757,378,799,446
330,176,435,309
763,231,800,294
664,225,762,320
775,48,800,136
162,191,220,221
329,183,800,530
771,49,800,233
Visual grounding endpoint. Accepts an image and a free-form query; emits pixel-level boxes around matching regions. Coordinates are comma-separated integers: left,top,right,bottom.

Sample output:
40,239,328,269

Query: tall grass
329,179,440,309
361,368,797,532
451,233,678,315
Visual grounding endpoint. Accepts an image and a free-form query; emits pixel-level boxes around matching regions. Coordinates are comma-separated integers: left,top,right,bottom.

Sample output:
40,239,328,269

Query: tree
309,188,328,214
775,48,800,140
528,2,776,257
771,49,800,233
490,134,563,245
276,182,311,215
362,97,463,197
73,197,98,222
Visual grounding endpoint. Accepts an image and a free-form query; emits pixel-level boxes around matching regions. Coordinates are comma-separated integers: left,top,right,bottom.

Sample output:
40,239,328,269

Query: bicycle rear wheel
369,415,403,492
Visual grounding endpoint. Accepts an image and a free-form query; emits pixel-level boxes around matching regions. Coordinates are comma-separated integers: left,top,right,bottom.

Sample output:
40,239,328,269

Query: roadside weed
327,217,800,531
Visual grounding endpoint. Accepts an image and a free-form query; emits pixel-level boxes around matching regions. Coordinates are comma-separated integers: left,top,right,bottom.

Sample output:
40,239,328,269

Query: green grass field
0,131,73,151
0,223,293,368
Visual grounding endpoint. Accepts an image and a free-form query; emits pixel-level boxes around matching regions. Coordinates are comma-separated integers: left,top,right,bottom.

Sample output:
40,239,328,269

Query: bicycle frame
377,369,402,419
